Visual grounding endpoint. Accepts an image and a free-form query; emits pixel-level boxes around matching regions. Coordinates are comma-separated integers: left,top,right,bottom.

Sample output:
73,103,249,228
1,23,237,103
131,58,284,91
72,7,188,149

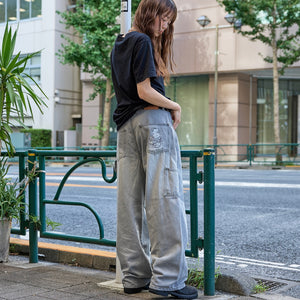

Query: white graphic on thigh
149,128,162,150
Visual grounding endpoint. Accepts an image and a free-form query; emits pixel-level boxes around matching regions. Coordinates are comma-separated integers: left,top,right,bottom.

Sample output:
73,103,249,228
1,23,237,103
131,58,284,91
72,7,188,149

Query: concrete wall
208,73,257,159
81,72,102,147
173,0,300,75
54,0,82,146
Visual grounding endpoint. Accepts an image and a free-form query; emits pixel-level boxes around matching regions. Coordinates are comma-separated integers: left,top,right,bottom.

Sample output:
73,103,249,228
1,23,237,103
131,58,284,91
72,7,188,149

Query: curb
216,270,257,296
10,238,116,271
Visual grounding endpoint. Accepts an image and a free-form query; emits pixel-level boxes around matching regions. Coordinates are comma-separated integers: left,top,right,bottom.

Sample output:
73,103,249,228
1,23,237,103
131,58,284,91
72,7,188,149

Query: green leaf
24,73,47,100
8,24,18,63
5,52,21,75
2,24,15,67
1,23,10,64
3,123,13,134
0,125,14,155
5,81,14,121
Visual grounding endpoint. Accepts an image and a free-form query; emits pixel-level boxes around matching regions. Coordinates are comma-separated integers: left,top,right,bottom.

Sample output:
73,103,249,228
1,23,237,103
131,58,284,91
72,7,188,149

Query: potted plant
0,23,47,262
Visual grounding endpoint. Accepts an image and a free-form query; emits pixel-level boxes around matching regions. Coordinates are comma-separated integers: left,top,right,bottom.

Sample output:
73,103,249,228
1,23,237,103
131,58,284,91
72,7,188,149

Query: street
9,165,300,284
206,168,300,284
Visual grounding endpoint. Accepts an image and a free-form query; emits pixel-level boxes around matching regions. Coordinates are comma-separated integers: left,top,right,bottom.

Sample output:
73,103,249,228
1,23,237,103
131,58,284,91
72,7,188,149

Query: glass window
256,79,300,154
18,54,41,85
31,0,41,18
31,54,41,65
20,0,29,20
0,1,5,23
0,0,41,23
29,67,40,83
7,0,17,21
166,75,209,146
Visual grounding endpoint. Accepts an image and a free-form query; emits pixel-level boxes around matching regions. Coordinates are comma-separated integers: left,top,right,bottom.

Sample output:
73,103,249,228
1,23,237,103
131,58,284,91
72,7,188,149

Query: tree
57,0,140,146
218,0,300,161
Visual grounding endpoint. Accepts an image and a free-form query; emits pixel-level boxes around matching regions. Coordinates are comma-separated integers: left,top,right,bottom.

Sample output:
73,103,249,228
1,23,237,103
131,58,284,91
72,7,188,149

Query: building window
256,79,300,154
7,0,17,21
31,0,41,18
0,0,42,24
0,2,4,23
165,75,209,146
19,53,41,85
20,0,29,19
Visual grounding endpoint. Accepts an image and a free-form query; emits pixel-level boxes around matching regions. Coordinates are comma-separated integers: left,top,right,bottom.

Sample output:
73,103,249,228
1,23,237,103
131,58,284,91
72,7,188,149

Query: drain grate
254,278,287,292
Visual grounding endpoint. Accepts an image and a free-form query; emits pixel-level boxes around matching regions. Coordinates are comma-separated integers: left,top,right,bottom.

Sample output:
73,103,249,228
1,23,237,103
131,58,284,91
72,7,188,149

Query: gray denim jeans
116,108,188,291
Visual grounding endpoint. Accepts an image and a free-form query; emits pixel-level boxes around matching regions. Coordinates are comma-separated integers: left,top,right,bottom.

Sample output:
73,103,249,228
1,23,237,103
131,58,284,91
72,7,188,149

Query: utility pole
120,0,131,34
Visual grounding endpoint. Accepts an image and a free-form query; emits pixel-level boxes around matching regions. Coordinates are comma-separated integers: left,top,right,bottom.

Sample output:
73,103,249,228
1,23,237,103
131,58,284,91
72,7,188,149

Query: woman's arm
137,78,181,129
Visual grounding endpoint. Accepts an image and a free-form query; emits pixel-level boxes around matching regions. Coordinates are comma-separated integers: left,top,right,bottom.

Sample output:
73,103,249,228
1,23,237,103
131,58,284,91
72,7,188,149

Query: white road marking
215,260,236,265
7,174,300,189
216,255,300,272
8,175,109,183
45,176,108,182
218,255,286,266
183,180,300,188
215,181,300,189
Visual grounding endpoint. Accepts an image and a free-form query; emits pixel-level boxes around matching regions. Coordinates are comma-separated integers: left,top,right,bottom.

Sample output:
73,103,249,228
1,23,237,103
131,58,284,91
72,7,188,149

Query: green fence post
28,150,38,263
18,153,26,235
203,148,215,296
39,154,46,233
189,154,199,257
247,145,252,167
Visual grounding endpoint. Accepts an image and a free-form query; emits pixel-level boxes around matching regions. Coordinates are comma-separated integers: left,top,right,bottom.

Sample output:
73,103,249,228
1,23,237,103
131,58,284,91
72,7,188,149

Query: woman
110,0,198,299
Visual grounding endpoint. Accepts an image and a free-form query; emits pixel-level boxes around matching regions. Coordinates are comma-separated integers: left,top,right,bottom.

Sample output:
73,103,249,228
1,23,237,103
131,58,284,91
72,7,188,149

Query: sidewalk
2,240,300,300
0,255,279,300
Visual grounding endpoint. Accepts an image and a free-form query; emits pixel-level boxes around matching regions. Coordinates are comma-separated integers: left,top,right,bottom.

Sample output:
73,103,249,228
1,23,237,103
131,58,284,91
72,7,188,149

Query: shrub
21,129,51,148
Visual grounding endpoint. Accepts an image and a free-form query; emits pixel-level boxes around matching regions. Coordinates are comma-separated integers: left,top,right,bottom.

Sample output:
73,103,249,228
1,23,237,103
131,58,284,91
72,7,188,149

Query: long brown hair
133,0,177,80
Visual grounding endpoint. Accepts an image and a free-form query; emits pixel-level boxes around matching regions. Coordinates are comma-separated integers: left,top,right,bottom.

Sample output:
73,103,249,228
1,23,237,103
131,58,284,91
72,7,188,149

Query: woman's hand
171,106,181,129
137,78,182,129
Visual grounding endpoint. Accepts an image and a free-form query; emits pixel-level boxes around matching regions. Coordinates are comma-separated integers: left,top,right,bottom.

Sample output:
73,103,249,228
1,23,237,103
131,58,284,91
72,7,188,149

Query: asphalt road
207,168,300,284
9,165,300,285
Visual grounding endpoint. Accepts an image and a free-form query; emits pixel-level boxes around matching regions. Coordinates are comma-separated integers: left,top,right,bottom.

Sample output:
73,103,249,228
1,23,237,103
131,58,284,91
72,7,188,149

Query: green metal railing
6,148,216,296
35,150,117,248
11,142,300,165
248,143,299,166
181,143,300,165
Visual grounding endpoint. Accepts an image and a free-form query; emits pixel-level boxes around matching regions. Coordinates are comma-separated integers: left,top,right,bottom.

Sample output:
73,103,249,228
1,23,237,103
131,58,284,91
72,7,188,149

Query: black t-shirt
111,31,165,130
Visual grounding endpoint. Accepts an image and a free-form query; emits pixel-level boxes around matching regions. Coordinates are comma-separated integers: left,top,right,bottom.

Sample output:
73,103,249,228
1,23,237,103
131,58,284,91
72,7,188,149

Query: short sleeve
133,36,157,84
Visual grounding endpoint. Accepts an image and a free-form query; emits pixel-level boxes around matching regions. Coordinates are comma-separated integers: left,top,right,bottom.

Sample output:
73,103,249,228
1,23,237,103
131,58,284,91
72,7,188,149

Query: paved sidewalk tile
1,256,299,300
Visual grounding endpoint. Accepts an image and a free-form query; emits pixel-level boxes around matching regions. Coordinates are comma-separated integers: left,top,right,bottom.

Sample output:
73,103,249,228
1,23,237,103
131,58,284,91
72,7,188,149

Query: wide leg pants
116,108,188,291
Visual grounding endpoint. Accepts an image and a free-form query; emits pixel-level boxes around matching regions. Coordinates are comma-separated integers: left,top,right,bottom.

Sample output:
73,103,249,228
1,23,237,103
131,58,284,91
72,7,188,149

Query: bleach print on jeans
148,128,162,151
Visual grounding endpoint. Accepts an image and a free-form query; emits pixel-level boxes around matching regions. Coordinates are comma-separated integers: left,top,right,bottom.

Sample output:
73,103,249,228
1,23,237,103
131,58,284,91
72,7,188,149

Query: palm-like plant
0,23,47,155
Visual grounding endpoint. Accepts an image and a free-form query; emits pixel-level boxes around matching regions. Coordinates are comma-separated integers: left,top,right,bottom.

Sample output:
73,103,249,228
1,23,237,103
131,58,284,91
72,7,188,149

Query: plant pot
0,218,11,263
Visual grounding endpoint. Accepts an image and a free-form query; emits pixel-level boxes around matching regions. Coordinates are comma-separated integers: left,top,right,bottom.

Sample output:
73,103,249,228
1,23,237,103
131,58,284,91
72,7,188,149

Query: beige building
170,0,300,158
82,0,300,159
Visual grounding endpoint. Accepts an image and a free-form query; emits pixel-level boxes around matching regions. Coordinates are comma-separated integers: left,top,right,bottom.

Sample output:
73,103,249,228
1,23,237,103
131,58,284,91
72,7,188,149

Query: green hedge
21,129,52,148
